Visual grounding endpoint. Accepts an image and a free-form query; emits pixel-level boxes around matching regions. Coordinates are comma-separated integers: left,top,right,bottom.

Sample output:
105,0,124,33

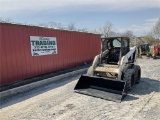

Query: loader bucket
74,75,127,102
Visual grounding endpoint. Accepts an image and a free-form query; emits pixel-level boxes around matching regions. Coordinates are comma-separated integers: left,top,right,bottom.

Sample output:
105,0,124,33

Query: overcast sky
0,0,160,36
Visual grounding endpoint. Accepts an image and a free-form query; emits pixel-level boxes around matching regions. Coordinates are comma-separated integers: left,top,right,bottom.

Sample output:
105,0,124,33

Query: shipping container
0,23,101,85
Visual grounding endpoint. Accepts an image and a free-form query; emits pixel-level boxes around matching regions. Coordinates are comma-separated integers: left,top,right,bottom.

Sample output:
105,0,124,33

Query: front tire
123,69,135,91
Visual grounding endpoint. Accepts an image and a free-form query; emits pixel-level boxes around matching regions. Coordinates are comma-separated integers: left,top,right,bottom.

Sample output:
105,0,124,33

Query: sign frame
30,36,58,56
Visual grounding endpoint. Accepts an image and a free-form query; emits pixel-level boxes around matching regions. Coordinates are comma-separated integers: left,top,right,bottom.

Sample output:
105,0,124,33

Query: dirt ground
0,58,160,120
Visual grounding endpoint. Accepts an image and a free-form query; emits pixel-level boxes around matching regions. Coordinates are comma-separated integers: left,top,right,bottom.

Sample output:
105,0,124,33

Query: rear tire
123,69,135,91
134,65,141,84
153,55,157,59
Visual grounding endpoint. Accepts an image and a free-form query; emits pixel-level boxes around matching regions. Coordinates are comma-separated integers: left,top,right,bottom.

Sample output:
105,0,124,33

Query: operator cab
101,37,130,64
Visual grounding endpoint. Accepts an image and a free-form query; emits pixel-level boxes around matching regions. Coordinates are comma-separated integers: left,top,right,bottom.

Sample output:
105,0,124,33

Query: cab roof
101,37,129,39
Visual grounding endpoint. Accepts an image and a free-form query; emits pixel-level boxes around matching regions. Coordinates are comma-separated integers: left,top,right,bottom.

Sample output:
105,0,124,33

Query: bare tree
109,31,117,37
67,23,76,31
122,30,134,39
0,17,3,22
152,18,160,39
46,22,64,29
99,21,115,37
77,28,89,32
54,22,64,29
39,23,48,27
0,17,12,23
143,35,158,45
5,18,12,23
91,29,100,34
48,22,56,28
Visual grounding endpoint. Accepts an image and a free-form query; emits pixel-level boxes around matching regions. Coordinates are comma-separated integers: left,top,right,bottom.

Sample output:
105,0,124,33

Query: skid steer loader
137,43,151,58
74,37,141,102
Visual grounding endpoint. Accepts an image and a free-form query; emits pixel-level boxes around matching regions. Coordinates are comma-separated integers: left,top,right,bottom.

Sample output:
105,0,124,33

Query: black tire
87,66,94,76
147,53,151,57
153,56,157,59
123,69,135,91
134,65,141,84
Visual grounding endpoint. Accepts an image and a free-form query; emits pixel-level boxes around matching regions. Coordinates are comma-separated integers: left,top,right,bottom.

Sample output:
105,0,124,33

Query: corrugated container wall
0,23,101,85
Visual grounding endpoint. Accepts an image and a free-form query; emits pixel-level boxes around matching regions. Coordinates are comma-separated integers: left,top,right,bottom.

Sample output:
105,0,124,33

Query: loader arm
92,50,109,71
119,46,137,72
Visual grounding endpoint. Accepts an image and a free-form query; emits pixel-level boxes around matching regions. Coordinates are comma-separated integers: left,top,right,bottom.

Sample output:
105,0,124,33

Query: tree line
1,17,159,46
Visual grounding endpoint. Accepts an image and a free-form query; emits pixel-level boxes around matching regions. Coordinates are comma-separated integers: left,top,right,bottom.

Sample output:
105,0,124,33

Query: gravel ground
0,58,160,120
